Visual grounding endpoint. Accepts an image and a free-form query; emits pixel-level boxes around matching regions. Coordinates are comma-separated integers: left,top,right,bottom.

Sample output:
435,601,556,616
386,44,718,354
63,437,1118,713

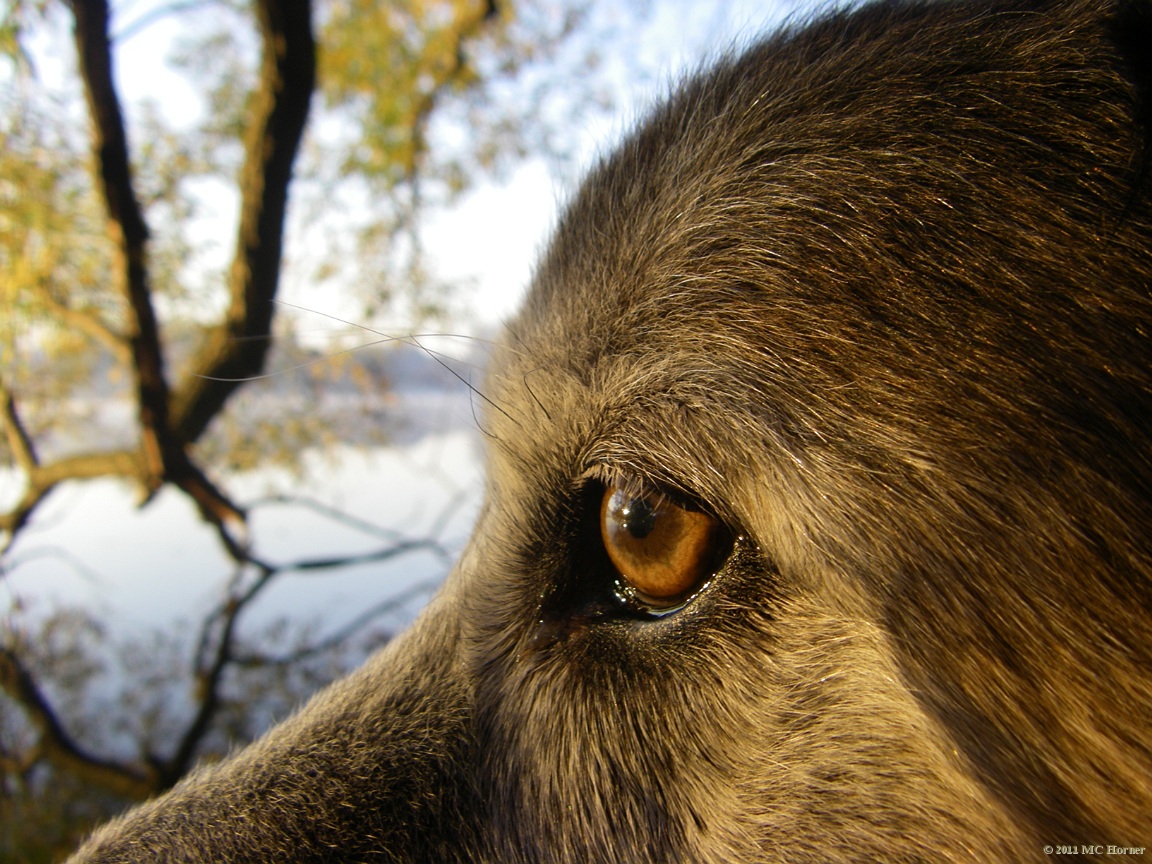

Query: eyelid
579,463,712,515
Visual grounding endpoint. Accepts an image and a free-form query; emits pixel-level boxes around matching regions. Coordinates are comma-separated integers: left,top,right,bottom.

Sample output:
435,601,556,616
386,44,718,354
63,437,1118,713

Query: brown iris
599,479,723,610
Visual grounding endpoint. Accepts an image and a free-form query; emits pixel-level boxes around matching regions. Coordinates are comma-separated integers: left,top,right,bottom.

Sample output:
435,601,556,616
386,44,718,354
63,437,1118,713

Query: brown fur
71,0,1152,860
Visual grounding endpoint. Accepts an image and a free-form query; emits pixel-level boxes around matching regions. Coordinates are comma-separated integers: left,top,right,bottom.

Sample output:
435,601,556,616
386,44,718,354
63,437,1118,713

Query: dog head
72,0,1152,860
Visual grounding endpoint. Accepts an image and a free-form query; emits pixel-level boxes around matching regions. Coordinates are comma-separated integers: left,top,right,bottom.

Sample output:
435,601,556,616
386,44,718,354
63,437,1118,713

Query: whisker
193,336,400,382
194,300,521,427
275,302,517,422
407,334,517,425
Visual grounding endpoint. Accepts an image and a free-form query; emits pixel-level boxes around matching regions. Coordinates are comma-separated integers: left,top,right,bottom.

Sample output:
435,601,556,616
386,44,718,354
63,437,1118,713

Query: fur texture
71,0,1152,860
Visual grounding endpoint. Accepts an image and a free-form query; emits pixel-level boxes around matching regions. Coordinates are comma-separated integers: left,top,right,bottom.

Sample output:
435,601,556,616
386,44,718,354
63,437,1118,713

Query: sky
97,0,808,340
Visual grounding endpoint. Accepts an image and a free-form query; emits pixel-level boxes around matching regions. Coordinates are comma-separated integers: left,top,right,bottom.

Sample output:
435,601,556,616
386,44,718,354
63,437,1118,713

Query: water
2,416,483,642
0,378,486,767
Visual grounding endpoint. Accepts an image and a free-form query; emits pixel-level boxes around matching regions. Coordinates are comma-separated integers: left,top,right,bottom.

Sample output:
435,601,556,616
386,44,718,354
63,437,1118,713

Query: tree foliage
0,0,622,856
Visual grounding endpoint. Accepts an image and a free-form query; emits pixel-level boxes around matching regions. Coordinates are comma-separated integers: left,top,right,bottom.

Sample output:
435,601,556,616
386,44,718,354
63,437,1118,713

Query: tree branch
0,646,157,800
405,0,501,183
2,491,457,799
1,381,38,473
31,281,131,365
166,565,273,785
71,0,168,489
163,502,454,781
70,0,248,543
233,578,440,667
0,443,245,561
171,0,316,444
0,445,141,554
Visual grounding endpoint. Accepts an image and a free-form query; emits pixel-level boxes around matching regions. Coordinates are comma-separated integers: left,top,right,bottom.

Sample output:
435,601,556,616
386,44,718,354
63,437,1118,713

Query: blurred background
0,0,808,857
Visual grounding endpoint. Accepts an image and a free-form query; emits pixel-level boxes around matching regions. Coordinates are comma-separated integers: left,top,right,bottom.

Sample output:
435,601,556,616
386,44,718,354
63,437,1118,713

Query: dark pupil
619,495,657,539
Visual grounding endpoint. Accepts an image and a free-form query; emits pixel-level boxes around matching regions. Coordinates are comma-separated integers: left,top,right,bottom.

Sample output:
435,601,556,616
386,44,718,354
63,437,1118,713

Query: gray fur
70,0,1152,860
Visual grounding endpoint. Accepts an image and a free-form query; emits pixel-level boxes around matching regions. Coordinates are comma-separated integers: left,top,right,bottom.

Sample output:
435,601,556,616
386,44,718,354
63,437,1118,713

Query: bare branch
168,566,272,784
171,0,316,444
167,505,454,780
1,544,111,587
1,381,38,473
0,646,157,800
245,486,471,557
234,578,440,667
247,493,418,545
0,448,142,554
1,485,458,805
71,0,169,488
0,443,244,562
274,538,450,574
30,450,141,487
69,0,248,544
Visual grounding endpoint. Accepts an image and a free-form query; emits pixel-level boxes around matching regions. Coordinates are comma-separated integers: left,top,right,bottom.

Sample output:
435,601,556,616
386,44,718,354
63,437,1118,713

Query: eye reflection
599,478,725,612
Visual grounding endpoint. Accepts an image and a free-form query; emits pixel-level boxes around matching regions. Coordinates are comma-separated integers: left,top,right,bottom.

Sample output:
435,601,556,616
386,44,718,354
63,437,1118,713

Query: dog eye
600,479,724,613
